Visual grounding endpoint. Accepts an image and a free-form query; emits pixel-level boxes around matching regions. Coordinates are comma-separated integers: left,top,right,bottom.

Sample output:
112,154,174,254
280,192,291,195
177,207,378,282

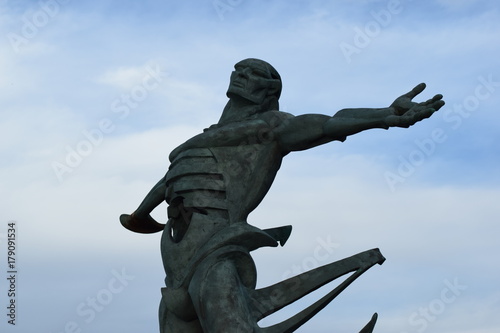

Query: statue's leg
189,258,257,333
159,295,203,333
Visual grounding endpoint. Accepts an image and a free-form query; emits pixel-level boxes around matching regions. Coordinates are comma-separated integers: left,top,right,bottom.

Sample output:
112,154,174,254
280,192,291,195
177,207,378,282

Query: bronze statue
120,58,444,332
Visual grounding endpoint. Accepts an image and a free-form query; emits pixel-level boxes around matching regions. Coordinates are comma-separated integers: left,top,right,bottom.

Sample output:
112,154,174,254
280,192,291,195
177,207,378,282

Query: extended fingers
420,94,445,111
423,94,443,104
404,83,426,99
433,99,445,110
424,96,445,109
432,93,443,101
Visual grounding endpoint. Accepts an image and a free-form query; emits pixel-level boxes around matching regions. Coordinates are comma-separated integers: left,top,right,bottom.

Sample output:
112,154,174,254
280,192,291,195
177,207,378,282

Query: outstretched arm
325,83,444,138
277,83,444,153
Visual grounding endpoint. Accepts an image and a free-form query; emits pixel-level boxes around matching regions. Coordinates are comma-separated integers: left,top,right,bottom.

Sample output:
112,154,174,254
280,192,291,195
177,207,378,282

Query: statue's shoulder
258,110,295,127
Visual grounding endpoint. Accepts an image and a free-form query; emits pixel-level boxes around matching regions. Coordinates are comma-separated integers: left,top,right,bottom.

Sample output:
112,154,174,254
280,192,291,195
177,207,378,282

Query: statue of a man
121,58,444,332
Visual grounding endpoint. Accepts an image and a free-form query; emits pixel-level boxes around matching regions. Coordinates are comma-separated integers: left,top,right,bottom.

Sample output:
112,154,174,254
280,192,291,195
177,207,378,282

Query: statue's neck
217,98,263,126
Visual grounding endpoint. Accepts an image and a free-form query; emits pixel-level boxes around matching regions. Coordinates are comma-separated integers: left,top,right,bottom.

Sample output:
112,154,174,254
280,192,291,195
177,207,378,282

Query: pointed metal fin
262,225,292,246
248,248,385,333
359,313,378,333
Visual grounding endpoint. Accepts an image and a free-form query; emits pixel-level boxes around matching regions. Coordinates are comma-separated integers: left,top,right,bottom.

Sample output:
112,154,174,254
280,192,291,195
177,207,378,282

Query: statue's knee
160,287,197,322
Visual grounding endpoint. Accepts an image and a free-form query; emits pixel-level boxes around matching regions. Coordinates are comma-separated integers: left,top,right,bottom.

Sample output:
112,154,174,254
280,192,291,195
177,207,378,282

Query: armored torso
161,112,291,287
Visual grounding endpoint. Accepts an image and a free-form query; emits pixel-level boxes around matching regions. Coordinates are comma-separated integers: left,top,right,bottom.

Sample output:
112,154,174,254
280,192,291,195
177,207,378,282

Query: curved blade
248,248,385,333
120,214,165,234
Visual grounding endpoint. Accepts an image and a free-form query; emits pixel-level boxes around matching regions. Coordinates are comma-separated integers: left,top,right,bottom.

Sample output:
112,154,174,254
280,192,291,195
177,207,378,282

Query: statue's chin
227,89,265,105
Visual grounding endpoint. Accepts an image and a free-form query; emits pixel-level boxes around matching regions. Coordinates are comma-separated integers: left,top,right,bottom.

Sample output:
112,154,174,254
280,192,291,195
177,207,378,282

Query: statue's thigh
158,306,203,333
189,258,256,333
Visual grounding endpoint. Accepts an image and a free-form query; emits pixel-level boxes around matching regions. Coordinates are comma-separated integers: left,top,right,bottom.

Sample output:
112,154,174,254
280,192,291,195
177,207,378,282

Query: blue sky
1,0,499,332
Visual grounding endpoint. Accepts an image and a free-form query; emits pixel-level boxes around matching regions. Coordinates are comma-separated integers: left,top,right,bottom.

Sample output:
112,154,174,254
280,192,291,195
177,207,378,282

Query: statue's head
226,58,282,109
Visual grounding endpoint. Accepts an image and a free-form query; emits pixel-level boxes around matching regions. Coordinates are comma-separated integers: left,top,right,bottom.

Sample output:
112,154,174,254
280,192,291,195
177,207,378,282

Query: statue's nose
237,67,251,78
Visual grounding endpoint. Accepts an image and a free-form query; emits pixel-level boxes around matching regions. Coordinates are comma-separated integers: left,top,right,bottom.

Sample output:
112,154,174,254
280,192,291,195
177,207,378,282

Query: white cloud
97,65,152,90
1,1,499,332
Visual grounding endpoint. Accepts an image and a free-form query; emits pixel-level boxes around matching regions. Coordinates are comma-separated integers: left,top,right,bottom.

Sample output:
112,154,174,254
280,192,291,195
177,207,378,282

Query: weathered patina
120,58,444,332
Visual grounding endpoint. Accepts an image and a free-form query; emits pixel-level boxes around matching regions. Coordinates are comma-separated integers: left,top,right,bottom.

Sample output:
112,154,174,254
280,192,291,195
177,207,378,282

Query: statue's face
227,59,279,104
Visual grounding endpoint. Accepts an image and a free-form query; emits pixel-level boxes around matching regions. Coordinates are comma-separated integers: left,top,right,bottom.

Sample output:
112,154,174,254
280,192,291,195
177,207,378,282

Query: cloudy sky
1,0,499,332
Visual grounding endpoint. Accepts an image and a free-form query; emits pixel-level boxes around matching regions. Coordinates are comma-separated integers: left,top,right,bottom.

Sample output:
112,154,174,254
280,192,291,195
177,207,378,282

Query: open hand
386,83,445,128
